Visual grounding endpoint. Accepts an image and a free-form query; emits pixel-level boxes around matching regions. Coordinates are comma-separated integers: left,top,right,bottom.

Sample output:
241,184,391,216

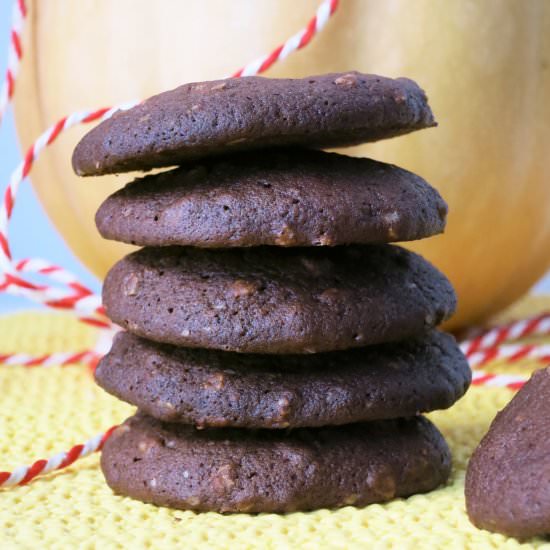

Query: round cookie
465,367,550,539
72,72,436,176
95,330,470,429
101,413,451,513
102,244,456,354
96,150,448,248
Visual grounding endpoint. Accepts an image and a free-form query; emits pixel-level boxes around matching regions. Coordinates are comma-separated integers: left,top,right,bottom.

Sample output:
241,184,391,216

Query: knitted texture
2,297,550,549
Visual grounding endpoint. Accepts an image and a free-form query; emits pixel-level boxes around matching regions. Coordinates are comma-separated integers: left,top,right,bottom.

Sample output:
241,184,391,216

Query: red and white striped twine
471,370,527,391
0,111,127,328
466,342,550,369
0,426,118,488
0,0,26,125
0,0,548,489
460,312,550,356
231,0,338,78
0,349,98,368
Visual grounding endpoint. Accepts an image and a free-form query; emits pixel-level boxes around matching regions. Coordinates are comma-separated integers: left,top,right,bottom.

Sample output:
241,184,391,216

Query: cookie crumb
230,280,258,298
275,225,297,246
317,288,342,304
394,92,408,104
275,395,292,422
334,73,359,88
367,468,396,499
138,437,158,455
112,424,131,438
211,464,236,493
157,401,176,415
203,373,225,391
342,494,360,505
316,234,335,246
211,82,227,91
123,273,139,296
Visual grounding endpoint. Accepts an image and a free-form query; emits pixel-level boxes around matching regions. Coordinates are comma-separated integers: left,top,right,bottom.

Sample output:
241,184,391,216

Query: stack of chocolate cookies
73,72,470,514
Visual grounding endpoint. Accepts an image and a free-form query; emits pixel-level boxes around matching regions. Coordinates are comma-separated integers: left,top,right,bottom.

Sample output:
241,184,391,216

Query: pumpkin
13,0,550,329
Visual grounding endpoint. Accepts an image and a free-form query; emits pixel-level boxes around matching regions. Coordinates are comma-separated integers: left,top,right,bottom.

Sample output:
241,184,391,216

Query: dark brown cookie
95,150,447,248
96,330,470,429
465,367,550,539
103,245,456,354
73,72,436,176
101,412,451,513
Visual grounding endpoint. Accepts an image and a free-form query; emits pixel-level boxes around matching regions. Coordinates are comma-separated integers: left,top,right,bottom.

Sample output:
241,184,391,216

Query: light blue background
0,2,100,312
0,3,547,314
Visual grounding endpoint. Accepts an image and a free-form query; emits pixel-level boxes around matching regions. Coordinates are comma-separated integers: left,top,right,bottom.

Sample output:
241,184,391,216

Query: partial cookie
101,412,451,513
465,367,550,539
73,72,436,176
96,330,470,429
96,150,447,248
103,245,456,354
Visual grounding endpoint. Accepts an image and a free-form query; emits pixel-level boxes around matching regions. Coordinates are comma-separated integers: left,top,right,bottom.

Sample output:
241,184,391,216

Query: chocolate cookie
96,330,469,429
73,72,436,176
465,367,550,539
96,150,447,248
103,245,456,354
101,412,451,513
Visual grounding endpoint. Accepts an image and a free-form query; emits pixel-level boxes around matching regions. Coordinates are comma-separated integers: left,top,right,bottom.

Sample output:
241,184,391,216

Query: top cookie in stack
73,72,436,175
73,72,470,514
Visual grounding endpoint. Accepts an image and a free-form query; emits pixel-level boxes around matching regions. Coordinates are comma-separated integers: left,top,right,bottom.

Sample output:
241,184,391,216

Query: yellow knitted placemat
1,297,550,549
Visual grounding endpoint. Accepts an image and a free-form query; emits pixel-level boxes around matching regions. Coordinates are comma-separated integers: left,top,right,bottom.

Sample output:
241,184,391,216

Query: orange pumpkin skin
14,0,550,329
